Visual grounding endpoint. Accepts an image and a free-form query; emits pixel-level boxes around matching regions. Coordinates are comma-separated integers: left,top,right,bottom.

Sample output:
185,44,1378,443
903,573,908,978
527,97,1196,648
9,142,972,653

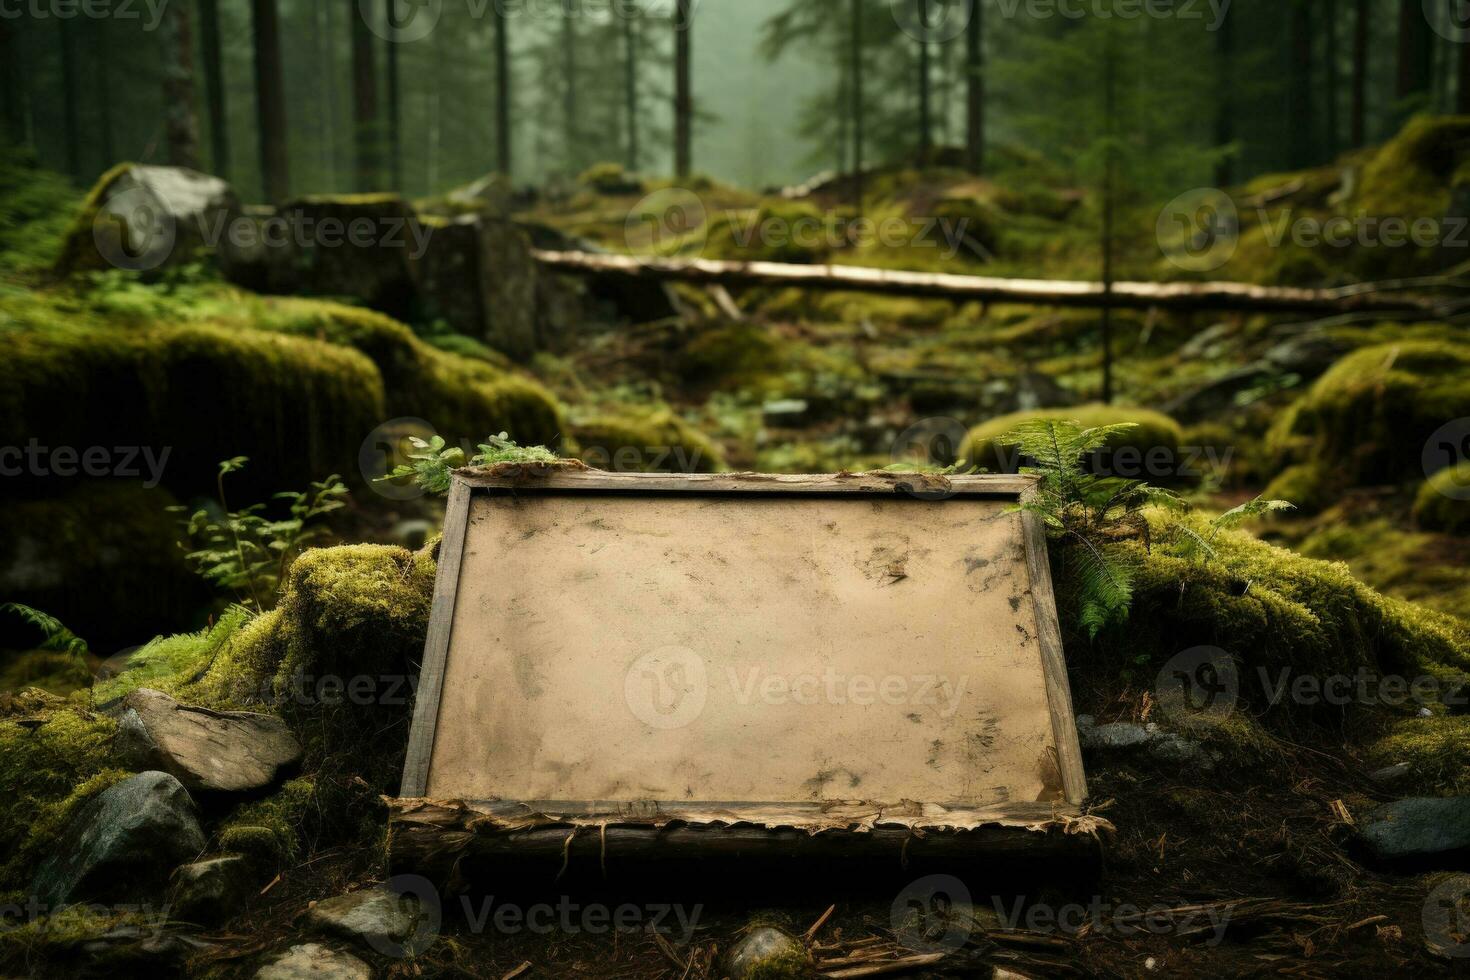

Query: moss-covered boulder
1415,463,1470,534
1268,340,1470,489
54,163,241,276
959,404,1184,478
573,409,724,473
1263,461,1339,517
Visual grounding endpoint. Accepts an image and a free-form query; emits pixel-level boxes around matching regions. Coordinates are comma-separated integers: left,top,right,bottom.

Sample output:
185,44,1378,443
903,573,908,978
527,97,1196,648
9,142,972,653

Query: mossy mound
674,321,785,388
1072,511,1470,742
960,404,1184,477
1414,464,1470,534
573,409,724,473
1263,462,1338,517
1369,716,1470,795
704,202,833,264
0,691,125,889
1357,114,1470,218
0,482,202,652
1268,340,1470,489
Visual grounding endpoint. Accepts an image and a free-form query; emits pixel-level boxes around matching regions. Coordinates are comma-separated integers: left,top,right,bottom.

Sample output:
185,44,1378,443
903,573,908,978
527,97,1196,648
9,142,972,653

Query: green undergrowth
0,148,80,274
1414,464,1470,534
1267,340,1470,492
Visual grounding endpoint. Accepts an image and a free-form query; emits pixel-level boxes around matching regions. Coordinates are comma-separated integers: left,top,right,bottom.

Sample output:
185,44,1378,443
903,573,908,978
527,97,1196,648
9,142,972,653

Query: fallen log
532,249,1447,315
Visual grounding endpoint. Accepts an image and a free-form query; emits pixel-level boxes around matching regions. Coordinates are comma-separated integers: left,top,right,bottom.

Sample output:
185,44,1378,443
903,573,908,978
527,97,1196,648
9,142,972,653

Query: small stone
31,771,207,909
1078,721,1151,750
1368,762,1413,785
1359,797,1470,865
726,926,812,980
115,688,302,794
307,886,422,953
255,943,372,980
170,854,254,926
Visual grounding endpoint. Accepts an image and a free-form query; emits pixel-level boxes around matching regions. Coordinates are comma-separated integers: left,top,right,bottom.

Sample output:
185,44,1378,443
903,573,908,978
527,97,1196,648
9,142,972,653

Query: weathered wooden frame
394,466,1090,863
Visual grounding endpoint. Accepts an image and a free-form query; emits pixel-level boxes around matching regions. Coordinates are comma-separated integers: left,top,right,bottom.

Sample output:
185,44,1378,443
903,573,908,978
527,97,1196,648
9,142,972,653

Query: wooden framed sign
392,466,1092,870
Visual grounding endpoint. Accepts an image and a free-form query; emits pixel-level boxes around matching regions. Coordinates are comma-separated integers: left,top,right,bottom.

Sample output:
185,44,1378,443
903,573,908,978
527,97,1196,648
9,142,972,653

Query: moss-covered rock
674,322,785,388
1357,115,1470,219
960,404,1184,477
705,202,833,264
1268,340,1470,488
1263,462,1339,517
573,409,724,473
1414,464,1470,534
1370,716,1470,796
217,777,317,871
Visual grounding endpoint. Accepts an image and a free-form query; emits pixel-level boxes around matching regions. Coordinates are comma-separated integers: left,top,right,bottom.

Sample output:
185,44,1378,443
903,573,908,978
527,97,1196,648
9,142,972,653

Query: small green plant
0,604,89,659
996,419,1292,638
378,433,560,496
999,419,1182,638
173,458,348,613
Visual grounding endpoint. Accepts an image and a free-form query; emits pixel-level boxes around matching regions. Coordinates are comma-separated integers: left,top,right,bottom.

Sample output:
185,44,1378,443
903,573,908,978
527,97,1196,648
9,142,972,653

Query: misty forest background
3,0,1463,206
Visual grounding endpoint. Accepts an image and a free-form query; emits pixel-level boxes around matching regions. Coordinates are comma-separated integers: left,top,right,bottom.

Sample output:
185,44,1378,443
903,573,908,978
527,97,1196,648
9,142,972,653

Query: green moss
0,651,92,696
1284,511,1470,618
0,696,124,889
959,404,1184,475
1414,464,1470,534
51,162,134,276
217,777,316,871
577,162,643,194
1263,462,1338,517
0,148,82,273
1357,115,1470,218
674,322,784,387
1369,716,1470,795
705,202,832,264
1270,341,1470,487
573,409,724,473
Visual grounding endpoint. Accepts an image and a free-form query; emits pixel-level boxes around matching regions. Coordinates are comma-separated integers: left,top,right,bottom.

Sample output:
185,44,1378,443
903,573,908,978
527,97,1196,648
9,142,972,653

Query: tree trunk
1213,0,1233,186
495,5,512,176
965,0,984,174
163,0,201,170
59,18,80,177
917,0,932,157
675,0,693,177
562,5,578,173
1460,16,1470,114
386,0,403,190
624,14,639,172
1324,0,1339,156
94,19,115,167
1397,0,1433,108
0,19,24,145
251,0,290,201
530,250,1442,316
351,1,381,191
851,0,865,210
1288,0,1314,169
1351,0,1368,145
1100,31,1117,406
199,0,229,176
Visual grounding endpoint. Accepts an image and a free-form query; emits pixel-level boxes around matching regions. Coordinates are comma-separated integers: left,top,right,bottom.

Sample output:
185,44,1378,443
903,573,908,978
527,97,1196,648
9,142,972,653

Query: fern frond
1213,496,1295,531
1066,538,1135,639
1,603,89,658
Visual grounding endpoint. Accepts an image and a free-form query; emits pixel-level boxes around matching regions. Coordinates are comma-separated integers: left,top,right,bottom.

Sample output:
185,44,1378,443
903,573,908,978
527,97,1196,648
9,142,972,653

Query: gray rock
170,854,254,926
307,886,421,952
1078,719,1152,750
418,215,541,357
1262,332,1350,377
61,164,241,275
255,943,372,980
32,771,206,909
1162,365,1273,422
1360,798,1470,864
726,926,811,980
1075,716,1218,771
115,688,301,794
1369,762,1413,785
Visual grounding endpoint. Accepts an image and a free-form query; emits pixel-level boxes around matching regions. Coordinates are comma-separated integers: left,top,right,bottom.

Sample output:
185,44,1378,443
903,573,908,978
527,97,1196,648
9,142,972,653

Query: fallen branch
533,249,1447,316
